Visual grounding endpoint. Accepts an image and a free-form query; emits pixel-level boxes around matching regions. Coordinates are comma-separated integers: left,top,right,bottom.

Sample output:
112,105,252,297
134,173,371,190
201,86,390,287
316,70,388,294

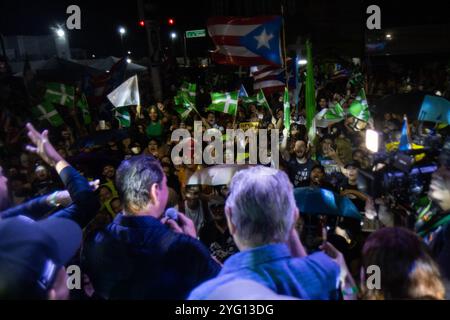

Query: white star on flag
254,29,274,49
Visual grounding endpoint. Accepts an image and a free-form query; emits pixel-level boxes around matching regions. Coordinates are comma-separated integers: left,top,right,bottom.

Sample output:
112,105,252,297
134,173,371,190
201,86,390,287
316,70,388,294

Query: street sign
186,29,206,38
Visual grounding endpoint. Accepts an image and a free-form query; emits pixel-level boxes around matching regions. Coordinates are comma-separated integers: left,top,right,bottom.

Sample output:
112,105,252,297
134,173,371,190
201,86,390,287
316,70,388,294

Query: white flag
107,75,140,108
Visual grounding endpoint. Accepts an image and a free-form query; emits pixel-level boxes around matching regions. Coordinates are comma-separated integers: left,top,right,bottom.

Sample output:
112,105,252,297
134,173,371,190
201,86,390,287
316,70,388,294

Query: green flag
348,100,370,122
175,105,194,120
208,91,239,115
323,102,345,120
44,83,75,107
181,82,197,104
305,40,317,139
256,89,270,109
77,94,92,124
114,107,131,128
349,88,370,122
348,71,364,88
283,87,290,132
174,92,194,119
355,88,368,106
32,100,64,127
241,95,258,106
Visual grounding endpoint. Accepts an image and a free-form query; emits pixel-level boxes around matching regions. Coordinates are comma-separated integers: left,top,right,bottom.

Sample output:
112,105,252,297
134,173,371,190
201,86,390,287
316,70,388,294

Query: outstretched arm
20,123,100,227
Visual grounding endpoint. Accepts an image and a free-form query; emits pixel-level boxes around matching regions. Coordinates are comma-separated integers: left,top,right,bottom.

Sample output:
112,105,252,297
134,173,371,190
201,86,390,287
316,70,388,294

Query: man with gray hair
189,166,341,300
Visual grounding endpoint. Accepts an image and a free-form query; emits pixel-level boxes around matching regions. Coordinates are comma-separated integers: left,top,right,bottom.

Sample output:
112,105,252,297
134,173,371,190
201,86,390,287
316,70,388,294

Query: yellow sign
239,122,259,131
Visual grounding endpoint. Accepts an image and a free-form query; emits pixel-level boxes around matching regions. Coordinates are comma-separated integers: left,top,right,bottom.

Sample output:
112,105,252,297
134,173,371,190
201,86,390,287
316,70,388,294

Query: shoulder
167,232,211,258
188,273,234,300
291,252,340,285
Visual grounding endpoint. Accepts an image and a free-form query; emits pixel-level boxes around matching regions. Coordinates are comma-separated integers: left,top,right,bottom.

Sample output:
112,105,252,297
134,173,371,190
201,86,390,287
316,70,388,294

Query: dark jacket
0,166,99,229
82,214,221,300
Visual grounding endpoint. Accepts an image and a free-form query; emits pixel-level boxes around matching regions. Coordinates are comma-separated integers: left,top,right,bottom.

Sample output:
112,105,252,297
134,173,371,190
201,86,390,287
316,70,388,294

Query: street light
298,59,307,66
118,26,127,55
56,28,65,38
386,33,392,40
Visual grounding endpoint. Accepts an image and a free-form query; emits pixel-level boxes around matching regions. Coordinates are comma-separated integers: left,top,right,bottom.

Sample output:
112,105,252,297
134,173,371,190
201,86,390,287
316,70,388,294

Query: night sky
0,0,449,58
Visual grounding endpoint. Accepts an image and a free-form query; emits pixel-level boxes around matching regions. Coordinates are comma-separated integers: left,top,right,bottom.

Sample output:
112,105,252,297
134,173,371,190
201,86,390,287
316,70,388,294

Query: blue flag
239,84,249,98
399,116,411,151
418,95,450,124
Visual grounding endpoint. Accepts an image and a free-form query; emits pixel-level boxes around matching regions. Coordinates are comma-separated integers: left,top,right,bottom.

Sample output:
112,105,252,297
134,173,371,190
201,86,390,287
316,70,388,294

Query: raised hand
25,123,64,167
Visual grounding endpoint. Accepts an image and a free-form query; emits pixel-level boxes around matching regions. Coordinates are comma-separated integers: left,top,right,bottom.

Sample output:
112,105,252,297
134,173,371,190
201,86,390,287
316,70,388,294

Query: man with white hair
189,166,343,300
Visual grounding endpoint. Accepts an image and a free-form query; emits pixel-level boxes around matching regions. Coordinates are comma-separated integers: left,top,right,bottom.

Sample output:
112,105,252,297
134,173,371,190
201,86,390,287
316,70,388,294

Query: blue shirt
188,243,340,300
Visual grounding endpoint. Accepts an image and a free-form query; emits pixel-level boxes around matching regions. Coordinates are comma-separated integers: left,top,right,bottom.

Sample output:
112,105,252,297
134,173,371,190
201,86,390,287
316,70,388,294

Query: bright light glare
366,129,379,153
298,59,307,66
170,32,177,39
119,27,126,35
127,58,132,64
56,29,65,38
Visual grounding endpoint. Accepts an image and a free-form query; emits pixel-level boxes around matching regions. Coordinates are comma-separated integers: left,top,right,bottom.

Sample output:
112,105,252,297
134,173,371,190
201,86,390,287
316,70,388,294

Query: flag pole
232,112,237,130
192,104,202,119
281,4,289,88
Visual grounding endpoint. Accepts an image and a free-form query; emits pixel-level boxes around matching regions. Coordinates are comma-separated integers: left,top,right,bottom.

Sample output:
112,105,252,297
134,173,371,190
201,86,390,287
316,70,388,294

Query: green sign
186,29,206,38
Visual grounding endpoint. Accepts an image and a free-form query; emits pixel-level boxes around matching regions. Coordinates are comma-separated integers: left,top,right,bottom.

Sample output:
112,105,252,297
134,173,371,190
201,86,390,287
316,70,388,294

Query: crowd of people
0,57,450,300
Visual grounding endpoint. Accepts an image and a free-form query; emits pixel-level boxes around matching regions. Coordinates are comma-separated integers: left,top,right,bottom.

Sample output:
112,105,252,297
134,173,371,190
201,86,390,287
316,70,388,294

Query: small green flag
323,102,345,120
208,91,239,115
181,82,197,104
114,107,131,128
256,89,270,110
77,94,92,124
348,71,364,88
44,83,75,107
241,95,258,106
348,101,370,122
32,100,64,127
348,88,370,122
283,87,290,132
174,92,194,119
355,88,368,106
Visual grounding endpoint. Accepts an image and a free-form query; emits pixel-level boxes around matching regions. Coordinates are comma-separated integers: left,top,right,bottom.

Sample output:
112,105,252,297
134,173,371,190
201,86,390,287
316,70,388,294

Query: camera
365,130,439,208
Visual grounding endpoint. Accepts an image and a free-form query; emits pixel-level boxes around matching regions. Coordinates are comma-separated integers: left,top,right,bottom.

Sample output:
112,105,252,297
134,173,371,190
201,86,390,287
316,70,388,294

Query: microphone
164,207,179,222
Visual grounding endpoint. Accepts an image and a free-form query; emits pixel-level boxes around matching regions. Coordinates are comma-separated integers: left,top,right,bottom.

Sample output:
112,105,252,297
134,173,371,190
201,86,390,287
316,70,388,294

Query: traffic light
139,20,145,27
168,18,175,26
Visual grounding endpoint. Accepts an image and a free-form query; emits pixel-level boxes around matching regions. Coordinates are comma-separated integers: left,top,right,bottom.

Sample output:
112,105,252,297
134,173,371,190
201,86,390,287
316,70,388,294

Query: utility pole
0,33,12,78
138,0,163,101
183,32,188,67
0,33,7,59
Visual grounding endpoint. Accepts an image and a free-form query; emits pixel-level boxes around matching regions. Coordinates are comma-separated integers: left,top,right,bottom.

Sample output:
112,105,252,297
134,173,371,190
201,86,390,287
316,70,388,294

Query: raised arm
24,123,100,227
